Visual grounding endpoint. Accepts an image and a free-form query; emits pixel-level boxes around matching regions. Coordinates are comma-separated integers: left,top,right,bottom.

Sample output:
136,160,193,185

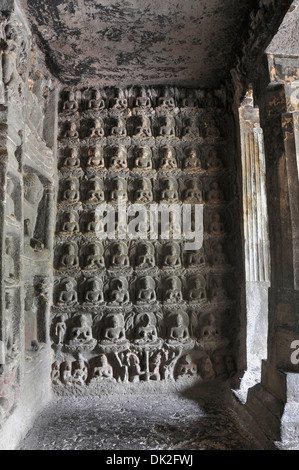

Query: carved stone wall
0,0,56,448
51,85,242,392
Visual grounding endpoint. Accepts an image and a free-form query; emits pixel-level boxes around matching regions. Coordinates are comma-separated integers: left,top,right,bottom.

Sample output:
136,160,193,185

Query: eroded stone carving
101,313,126,344
134,87,151,108
62,148,80,169
157,87,175,108
207,181,225,204
182,117,200,138
136,276,156,304
71,357,88,386
88,89,105,110
109,277,130,305
63,122,79,139
159,115,175,137
134,115,152,137
58,242,79,271
182,89,198,108
187,274,207,302
90,118,105,138
109,178,127,202
6,177,15,219
136,242,155,269
110,88,127,109
159,146,177,169
84,242,105,271
61,211,79,234
162,242,181,268
85,210,104,235
165,310,191,345
109,242,130,269
187,247,206,267
209,212,225,236
62,177,80,203
62,91,79,114
207,148,223,171
210,275,228,301
84,277,104,304
109,146,128,169
24,285,38,353
4,238,15,284
24,173,44,250
134,178,153,203
163,276,183,303
91,354,115,382
133,146,152,170
87,146,105,169
183,147,202,170
67,313,96,352
177,354,197,378
134,312,159,345
86,177,105,203
53,314,67,345
111,116,127,137
160,177,179,202
58,278,77,306
183,179,203,202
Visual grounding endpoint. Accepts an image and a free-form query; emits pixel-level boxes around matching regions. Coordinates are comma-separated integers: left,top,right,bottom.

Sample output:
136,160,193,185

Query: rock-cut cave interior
0,0,299,451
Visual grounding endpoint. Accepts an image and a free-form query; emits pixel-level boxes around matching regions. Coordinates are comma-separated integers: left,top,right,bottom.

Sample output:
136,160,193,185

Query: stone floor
17,381,263,451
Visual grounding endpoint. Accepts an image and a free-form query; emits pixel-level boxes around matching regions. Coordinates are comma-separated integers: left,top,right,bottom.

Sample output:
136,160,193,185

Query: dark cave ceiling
22,0,260,88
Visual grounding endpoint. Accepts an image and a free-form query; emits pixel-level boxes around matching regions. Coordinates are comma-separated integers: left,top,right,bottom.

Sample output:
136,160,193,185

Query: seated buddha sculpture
61,211,79,234
59,243,79,270
160,178,179,202
135,242,155,269
183,147,202,170
62,148,80,169
134,146,152,170
109,277,130,305
110,88,127,109
136,276,156,304
86,177,105,203
84,243,105,270
134,178,153,203
134,86,151,108
62,90,79,113
88,89,105,110
159,146,177,169
109,242,130,269
108,146,128,169
87,146,105,168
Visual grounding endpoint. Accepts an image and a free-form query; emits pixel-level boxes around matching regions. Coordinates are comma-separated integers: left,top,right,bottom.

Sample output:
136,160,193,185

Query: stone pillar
237,91,270,399
245,56,299,448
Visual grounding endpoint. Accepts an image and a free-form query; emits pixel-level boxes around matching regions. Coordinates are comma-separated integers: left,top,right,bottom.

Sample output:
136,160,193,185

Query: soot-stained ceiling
21,0,259,88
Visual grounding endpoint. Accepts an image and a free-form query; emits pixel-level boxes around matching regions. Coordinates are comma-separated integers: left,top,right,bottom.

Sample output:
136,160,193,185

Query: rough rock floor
17,381,262,451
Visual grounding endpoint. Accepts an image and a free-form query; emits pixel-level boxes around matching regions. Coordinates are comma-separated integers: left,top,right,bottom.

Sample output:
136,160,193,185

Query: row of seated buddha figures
57,207,228,238
58,176,227,205
59,113,221,141
60,87,223,114
51,347,236,387
59,146,224,173
53,273,229,307
51,310,227,350
54,241,229,272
